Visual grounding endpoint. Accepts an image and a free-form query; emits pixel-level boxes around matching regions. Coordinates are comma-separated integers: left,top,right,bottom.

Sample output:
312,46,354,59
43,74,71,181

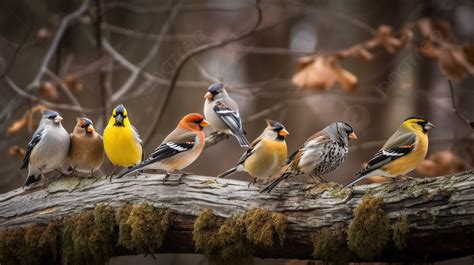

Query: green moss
347,196,389,260
116,203,133,248
312,225,349,265
90,204,116,263
193,209,223,255
39,220,60,264
193,209,253,265
124,204,170,254
218,217,253,265
61,205,117,265
0,227,24,265
242,208,286,247
392,216,409,251
61,217,76,265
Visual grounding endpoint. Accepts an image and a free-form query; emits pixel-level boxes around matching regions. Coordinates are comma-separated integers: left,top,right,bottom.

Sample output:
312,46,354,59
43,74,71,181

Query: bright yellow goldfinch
343,116,434,188
103,104,143,175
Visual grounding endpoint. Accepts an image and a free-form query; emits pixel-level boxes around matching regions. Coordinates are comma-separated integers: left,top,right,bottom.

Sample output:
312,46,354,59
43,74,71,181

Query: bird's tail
342,170,368,189
23,173,41,188
115,163,145,179
260,172,291,193
234,133,250,148
216,167,237,179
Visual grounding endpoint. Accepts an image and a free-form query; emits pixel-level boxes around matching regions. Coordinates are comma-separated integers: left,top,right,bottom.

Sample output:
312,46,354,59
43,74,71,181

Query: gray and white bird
261,122,357,193
204,83,250,147
216,120,289,185
68,117,104,177
21,110,70,187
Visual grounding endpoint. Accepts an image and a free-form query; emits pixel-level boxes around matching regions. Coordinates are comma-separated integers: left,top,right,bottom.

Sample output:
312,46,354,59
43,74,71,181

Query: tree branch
142,0,263,144
448,80,474,129
0,170,473,262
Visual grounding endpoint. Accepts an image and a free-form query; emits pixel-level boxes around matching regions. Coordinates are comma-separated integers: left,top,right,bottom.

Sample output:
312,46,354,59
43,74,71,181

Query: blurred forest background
0,0,473,264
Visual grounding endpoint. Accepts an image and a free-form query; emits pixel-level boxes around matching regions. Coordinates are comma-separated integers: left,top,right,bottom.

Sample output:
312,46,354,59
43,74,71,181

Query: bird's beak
424,122,435,130
349,132,358,140
204,92,213,100
115,114,124,125
54,115,63,124
200,119,209,127
279,128,289,136
86,125,94,133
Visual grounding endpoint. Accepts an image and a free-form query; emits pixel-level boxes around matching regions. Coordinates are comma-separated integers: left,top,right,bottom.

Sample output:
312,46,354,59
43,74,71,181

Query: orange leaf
64,74,83,92
40,81,59,101
9,145,25,159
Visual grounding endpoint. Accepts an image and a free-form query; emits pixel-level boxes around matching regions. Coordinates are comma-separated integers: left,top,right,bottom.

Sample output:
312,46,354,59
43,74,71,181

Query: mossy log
1,170,474,263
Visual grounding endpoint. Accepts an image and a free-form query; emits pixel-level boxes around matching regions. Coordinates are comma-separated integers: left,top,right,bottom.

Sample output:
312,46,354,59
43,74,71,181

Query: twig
143,0,263,144
110,1,182,103
44,69,84,113
27,0,92,90
448,80,474,129
0,0,92,124
5,77,95,113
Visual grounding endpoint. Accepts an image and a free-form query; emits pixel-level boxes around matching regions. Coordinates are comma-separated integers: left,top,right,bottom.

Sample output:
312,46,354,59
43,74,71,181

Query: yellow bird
103,104,143,176
343,116,434,188
216,120,289,186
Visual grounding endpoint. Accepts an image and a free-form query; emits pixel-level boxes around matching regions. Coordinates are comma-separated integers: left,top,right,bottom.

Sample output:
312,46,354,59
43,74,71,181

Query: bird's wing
145,132,198,164
360,132,417,175
237,138,262,165
21,128,44,169
132,125,144,161
213,100,244,135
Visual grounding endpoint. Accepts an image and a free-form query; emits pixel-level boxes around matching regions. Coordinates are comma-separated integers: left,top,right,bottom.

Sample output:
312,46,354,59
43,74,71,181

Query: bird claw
247,178,257,189
162,172,171,183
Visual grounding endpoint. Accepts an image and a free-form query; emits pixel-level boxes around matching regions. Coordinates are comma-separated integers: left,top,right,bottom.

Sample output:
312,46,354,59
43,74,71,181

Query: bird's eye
113,114,116,118
195,119,203,124
123,115,127,118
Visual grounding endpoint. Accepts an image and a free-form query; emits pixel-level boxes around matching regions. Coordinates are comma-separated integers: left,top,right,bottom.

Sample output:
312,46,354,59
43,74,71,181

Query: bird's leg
108,166,118,182
178,171,189,183
399,174,415,180
163,172,171,183
68,166,76,176
90,169,95,178
247,178,257,189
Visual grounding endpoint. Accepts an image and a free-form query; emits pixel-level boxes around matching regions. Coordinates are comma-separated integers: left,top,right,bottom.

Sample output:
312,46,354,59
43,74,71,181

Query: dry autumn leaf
7,105,47,135
64,73,83,92
376,25,403,53
40,81,59,101
438,46,474,82
8,145,25,159
292,56,358,91
417,151,469,177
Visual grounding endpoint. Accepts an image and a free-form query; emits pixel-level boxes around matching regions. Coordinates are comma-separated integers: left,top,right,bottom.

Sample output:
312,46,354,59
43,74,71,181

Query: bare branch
5,77,95,113
44,69,84,115
448,80,474,129
110,1,182,102
143,0,263,144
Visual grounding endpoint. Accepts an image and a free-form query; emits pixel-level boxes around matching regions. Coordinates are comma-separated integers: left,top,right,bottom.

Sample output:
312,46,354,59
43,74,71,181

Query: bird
216,119,289,186
261,122,357,193
342,116,434,189
21,110,70,188
204,83,250,147
116,113,209,180
103,104,143,177
68,117,104,177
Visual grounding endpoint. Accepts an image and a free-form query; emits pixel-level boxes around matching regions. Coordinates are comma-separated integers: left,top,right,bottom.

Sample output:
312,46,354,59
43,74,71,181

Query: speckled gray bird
21,110,70,188
261,122,357,193
204,83,250,147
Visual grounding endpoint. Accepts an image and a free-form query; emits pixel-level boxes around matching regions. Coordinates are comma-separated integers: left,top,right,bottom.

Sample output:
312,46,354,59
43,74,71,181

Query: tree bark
1,170,474,262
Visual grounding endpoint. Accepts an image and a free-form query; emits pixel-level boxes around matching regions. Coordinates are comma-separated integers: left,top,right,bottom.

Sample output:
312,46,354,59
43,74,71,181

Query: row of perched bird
21,83,434,192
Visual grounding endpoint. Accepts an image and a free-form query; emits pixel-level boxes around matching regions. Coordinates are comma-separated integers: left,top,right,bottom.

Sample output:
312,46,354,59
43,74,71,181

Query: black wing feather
21,128,44,169
213,101,243,135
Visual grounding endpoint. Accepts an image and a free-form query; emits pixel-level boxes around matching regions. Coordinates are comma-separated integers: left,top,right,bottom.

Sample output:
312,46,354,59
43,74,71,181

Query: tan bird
68,117,104,177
